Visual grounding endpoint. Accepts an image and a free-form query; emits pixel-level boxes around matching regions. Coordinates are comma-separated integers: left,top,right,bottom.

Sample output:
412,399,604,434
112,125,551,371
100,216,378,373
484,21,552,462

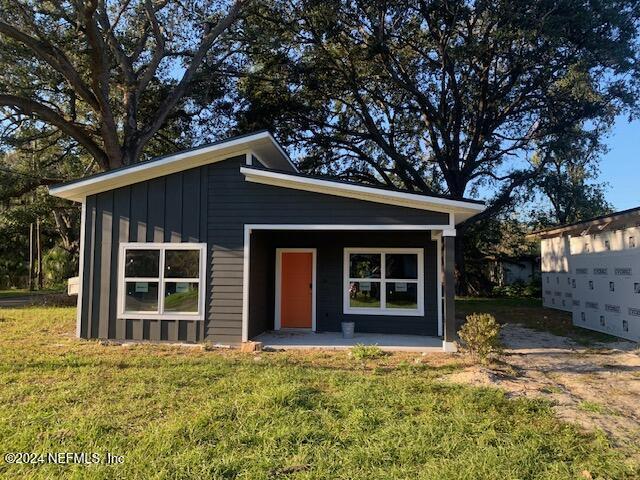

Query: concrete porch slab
253,330,443,352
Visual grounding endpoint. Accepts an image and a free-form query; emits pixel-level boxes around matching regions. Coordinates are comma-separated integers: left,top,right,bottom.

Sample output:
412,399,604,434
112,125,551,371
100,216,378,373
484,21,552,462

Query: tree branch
0,94,108,168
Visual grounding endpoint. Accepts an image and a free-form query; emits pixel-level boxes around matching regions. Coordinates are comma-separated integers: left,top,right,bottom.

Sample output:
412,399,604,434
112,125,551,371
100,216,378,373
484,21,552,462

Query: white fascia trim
247,224,453,230
50,131,296,202
241,167,485,216
263,132,298,172
76,199,87,337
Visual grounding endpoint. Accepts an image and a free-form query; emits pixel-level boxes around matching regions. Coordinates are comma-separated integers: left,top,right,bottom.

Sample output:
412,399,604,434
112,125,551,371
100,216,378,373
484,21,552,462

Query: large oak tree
239,0,640,226
0,0,244,172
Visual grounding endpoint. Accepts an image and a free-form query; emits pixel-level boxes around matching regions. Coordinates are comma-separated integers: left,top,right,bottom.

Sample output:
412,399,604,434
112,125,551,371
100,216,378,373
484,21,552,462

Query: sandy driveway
445,324,640,451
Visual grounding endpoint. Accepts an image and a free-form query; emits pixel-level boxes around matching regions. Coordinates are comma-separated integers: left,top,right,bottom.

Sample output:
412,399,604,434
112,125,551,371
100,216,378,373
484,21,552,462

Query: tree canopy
0,0,244,172
239,0,640,224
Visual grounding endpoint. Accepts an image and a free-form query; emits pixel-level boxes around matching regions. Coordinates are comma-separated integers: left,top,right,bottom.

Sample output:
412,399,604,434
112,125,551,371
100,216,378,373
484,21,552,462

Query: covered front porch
244,225,458,351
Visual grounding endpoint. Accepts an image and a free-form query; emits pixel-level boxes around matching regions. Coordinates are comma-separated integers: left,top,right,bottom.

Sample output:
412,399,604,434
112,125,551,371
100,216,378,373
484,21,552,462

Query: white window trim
343,247,424,316
117,242,206,321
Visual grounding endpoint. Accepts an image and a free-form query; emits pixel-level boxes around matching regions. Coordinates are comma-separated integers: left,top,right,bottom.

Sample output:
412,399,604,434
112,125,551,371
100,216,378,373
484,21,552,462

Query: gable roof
49,130,295,201
49,130,485,224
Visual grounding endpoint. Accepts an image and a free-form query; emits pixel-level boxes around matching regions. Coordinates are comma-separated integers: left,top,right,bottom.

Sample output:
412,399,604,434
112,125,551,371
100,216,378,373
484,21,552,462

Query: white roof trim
49,131,296,202
240,167,485,223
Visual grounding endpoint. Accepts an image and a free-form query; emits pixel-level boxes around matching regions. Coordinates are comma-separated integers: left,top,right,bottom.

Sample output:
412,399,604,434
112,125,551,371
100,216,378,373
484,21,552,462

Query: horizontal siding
208,157,448,343
249,230,438,337
80,166,208,343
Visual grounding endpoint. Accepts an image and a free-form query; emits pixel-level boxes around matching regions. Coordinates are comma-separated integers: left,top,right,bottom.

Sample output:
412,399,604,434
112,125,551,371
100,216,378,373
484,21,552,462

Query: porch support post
442,229,457,352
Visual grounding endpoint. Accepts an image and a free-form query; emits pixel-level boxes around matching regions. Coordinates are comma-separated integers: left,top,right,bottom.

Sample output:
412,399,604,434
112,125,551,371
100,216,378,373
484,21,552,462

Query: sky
598,115,640,211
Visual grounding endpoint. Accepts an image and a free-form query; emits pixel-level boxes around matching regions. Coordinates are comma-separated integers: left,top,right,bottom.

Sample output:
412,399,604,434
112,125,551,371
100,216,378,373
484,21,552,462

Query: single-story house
49,131,485,351
536,207,640,341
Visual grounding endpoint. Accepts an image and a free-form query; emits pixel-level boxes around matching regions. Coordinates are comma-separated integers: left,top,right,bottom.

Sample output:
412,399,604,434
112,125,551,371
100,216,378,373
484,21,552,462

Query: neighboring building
49,131,485,351
486,255,540,287
537,207,640,341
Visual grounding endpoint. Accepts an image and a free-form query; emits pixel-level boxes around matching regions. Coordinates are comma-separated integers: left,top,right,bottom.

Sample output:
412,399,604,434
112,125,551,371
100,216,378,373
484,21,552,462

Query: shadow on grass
456,296,624,346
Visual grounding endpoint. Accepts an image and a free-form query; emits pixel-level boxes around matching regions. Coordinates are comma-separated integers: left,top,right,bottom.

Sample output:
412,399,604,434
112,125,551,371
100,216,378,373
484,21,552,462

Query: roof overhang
49,131,295,202
240,167,485,224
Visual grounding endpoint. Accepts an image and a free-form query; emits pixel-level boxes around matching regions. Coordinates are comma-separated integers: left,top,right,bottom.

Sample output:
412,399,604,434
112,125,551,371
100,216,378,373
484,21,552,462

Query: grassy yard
0,288,64,299
456,296,618,345
0,306,637,479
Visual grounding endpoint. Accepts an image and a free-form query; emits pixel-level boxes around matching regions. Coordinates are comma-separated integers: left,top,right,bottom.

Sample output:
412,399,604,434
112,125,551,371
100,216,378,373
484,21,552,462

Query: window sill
118,313,204,321
343,308,424,317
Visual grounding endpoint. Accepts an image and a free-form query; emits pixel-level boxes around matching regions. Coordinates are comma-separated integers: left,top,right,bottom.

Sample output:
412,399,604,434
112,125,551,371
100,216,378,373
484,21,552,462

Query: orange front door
280,252,313,328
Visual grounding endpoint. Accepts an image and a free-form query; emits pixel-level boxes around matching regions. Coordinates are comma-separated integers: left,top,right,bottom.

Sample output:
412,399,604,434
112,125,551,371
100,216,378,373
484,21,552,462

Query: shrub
458,313,503,362
350,344,384,360
42,247,76,289
491,279,541,298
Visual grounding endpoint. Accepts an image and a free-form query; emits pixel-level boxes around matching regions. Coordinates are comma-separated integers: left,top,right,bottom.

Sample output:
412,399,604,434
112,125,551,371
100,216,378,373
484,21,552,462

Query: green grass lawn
0,307,637,479
0,288,64,299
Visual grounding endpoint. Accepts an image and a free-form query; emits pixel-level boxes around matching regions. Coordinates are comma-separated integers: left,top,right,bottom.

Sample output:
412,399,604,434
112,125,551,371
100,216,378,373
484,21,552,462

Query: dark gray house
50,131,484,351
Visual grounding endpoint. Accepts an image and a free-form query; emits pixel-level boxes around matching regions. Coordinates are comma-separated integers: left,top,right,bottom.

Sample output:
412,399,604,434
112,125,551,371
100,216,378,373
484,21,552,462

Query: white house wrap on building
538,207,640,342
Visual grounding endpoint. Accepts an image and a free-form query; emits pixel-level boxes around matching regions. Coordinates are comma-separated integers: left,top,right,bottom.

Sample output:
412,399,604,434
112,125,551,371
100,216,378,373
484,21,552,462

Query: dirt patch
443,324,640,451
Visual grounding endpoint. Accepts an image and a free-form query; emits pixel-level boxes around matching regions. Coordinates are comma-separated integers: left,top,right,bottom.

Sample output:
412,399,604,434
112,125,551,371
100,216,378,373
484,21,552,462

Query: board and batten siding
207,157,449,344
79,155,450,344
79,166,208,342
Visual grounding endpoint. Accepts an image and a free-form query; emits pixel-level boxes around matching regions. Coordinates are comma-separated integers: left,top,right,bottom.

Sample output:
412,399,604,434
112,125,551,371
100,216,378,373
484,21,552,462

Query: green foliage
0,1,242,171
350,343,384,360
0,152,80,289
0,306,635,479
462,215,540,295
530,136,613,228
240,0,640,222
492,280,542,299
42,246,76,289
458,313,504,362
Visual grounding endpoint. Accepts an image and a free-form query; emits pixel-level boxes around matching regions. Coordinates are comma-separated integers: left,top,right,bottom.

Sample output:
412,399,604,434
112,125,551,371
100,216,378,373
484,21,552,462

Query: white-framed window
343,248,424,316
629,236,636,248
117,242,206,320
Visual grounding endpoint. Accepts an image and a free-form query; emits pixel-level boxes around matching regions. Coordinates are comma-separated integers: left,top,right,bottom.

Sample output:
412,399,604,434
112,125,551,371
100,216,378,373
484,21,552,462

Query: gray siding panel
147,178,165,242
96,191,113,339
165,173,182,242
130,183,147,242
80,155,450,345
80,167,206,342
207,157,449,344
112,187,130,340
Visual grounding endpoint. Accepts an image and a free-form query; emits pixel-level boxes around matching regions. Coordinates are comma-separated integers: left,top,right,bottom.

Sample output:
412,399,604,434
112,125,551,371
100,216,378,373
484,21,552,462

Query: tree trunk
36,217,43,290
28,223,34,291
